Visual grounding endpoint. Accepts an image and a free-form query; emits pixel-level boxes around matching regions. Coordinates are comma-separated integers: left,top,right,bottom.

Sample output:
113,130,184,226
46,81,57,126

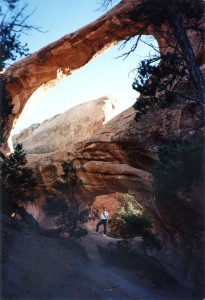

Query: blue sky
12,0,157,134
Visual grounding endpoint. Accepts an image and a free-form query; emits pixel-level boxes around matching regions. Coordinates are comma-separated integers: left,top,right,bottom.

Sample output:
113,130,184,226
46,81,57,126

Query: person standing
96,207,109,237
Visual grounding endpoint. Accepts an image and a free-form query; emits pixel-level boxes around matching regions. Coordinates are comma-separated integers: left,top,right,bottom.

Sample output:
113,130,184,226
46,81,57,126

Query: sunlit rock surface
12,96,117,154
12,123,40,145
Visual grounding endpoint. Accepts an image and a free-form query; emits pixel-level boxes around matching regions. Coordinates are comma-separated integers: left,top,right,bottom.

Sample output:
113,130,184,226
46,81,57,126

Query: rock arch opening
4,0,160,152
12,35,158,150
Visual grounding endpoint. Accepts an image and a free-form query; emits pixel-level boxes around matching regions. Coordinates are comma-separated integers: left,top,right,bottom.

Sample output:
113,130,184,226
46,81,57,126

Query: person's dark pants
96,219,107,235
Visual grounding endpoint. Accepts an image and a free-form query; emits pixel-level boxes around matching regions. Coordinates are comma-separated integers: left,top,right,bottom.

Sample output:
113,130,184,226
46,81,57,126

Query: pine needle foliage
152,137,204,237
127,0,205,121
0,143,38,214
43,160,97,239
153,138,204,200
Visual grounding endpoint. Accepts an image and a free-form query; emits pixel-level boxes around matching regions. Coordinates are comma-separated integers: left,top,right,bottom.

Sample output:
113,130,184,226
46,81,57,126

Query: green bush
152,137,204,237
109,194,161,252
153,138,204,201
0,143,38,215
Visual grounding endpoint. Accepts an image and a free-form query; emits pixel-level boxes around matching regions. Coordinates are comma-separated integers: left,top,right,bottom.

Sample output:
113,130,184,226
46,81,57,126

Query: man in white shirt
96,207,109,237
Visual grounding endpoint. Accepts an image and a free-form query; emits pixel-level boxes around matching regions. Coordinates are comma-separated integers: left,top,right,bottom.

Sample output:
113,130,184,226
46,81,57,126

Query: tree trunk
166,0,205,118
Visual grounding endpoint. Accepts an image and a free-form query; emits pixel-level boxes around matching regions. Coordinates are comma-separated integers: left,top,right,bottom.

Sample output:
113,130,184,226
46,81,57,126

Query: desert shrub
109,193,161,253
43,195,97,240
108,193,141,238
44,196,77,238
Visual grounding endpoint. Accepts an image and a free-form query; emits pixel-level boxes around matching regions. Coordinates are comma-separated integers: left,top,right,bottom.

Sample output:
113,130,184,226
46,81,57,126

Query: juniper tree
43,160,97,239
0,0,41,71
101,0,204,122
152,137,204,238
126,0,205,121
0,143,38,215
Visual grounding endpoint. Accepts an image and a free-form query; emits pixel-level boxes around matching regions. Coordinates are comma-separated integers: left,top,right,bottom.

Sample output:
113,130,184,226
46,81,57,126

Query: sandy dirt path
1,216,200,300
80,230,199,300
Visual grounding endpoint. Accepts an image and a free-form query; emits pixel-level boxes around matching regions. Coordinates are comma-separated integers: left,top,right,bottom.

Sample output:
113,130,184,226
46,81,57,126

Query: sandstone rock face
88,193,122,233
24,106,154,199
92,193,122,218
23,99,202,207
12,96,117,154
12,123,40,145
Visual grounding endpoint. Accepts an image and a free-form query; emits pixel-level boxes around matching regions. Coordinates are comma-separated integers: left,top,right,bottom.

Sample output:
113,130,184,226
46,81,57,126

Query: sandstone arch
2,1,205,293
4,0,157,150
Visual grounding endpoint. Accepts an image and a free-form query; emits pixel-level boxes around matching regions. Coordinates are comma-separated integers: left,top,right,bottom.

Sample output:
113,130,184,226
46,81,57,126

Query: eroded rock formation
3,0,204,149
4,0,149,148
15,96,205,294
2,0,205,294
19,98,202,210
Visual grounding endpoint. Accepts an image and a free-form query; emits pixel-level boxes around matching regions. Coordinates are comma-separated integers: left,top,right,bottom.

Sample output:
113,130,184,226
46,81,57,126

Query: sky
11,0,157,134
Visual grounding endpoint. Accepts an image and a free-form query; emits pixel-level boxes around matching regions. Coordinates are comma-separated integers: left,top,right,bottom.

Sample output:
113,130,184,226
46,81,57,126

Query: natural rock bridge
4,0,157,148
3,0,203,234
